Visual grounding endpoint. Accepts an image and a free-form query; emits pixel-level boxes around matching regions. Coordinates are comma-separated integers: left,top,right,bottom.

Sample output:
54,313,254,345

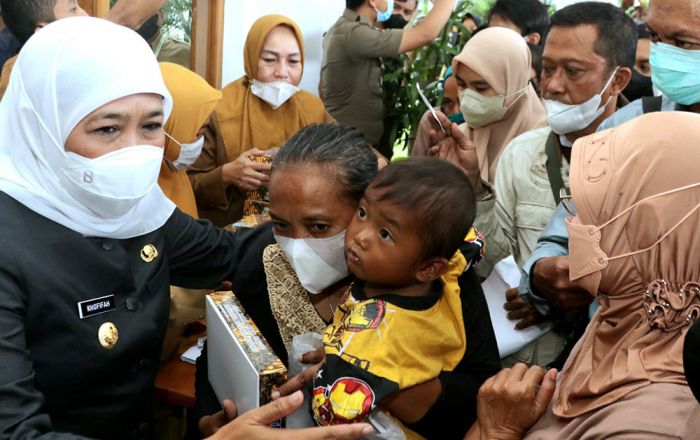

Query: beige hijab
452,27,546,182
555,111,700,418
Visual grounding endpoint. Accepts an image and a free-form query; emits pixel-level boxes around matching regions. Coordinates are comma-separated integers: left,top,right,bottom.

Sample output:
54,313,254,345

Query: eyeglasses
559,187,575,216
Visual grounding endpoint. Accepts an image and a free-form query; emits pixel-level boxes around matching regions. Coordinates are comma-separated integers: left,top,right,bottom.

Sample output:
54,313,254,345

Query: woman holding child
195,125,501,439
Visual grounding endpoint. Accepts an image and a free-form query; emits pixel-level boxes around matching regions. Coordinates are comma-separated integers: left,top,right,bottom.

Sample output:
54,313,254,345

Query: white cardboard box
206,292,287,415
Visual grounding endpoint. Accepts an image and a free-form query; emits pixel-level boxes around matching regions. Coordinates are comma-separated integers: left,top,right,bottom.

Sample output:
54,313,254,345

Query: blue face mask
447,112,465,124
650,42,700,106
375,0,394,23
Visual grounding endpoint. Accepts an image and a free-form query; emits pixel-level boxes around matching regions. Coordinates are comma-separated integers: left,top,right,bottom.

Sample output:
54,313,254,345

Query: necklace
326,283,352,318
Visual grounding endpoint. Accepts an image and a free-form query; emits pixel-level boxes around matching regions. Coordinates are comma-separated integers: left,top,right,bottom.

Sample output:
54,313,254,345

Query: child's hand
271,348,325,400
503,288,545,330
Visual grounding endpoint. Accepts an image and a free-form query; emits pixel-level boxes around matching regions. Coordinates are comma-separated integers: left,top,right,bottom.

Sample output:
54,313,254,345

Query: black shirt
0,192,263,439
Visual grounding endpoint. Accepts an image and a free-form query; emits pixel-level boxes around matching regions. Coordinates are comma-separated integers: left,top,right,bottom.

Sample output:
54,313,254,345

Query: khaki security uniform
321,9,402,145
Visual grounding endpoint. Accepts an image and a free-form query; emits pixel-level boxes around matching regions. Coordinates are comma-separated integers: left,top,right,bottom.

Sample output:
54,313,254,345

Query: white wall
222,0,346,95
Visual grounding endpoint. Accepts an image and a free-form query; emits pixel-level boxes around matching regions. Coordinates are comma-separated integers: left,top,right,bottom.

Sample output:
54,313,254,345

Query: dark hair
273,124,378,204
135,13,161,42
549,2,636,71
383,14,408,29
368,157,476,261
0,0,55,44
463,12,482,27
528,42,543,81
346,0,365,11
637,23,650,40
488,0,549,46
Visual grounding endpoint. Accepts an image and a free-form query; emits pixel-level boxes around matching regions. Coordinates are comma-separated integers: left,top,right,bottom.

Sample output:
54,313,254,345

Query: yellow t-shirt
312,250,467,431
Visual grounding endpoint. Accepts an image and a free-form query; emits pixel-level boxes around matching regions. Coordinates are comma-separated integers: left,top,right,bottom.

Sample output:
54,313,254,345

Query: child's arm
404,269,501,439
380,378,442,423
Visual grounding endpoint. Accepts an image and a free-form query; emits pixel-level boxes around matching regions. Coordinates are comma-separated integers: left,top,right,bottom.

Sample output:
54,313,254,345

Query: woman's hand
209,391,373,440
199,399,238,437
476,364,557,440
271,348,325,400
221,148,272,191
426,111,484,197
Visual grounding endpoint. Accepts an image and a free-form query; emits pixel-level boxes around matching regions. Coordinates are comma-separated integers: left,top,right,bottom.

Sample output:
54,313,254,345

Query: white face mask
58,145,163,218
459,86,527,128
543,69,617,135
251,79,301,109
165,132,204,171
274,230,349,294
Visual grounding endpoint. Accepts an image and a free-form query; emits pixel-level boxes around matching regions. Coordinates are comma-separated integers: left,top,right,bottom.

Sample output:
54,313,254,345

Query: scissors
416,83,447,135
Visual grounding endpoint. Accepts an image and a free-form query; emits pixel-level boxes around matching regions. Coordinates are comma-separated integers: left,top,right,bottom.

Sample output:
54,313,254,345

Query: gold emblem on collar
140,244,158,263
98,322,119,349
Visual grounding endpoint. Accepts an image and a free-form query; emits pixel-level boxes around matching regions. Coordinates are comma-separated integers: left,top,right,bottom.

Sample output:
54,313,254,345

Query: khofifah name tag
78,294,116,319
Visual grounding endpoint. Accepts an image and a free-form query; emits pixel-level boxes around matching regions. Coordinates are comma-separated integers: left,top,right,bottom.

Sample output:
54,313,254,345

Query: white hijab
0,16,175,239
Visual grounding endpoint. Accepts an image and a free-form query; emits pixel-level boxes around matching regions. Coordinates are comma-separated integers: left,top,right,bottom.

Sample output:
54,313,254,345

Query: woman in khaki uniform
188,15,332,227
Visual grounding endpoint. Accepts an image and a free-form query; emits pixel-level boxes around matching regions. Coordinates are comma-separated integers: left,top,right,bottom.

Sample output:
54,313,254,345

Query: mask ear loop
601,67,619,94
607,200,700,262
162,132,181,172
591,181,700,262
163,131,182,147
595,67,620,110
503,84,530,109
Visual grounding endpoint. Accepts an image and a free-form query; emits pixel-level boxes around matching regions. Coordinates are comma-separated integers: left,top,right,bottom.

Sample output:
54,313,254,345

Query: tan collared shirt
321,9,402,145
474,126,570,278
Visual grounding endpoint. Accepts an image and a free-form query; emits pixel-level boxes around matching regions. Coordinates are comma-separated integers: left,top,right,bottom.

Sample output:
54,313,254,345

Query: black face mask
623,68,654,102
383,14,408,29
135,14,161,42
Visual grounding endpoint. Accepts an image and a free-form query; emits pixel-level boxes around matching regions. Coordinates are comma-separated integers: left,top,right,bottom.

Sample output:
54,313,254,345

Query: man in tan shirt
321,0,455,153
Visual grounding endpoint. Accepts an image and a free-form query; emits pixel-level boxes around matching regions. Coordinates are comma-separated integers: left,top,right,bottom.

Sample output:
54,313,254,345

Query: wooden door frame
79,0,223,88
191,0,224,88
78,0,110,18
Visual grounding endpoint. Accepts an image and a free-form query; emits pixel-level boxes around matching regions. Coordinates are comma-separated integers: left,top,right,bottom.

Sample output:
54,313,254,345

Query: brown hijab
555,111,700,418
452,27,546,182
214,15,327,160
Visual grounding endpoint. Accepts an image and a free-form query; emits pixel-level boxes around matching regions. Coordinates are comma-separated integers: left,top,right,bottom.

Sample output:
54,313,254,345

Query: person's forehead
270,165,344,206
543,24,603,64
444,75,458,90
262,26,300,53
54,0,74,11
365,189,416,229
648,0,700,39
396,0,417,11
456,63,487,84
